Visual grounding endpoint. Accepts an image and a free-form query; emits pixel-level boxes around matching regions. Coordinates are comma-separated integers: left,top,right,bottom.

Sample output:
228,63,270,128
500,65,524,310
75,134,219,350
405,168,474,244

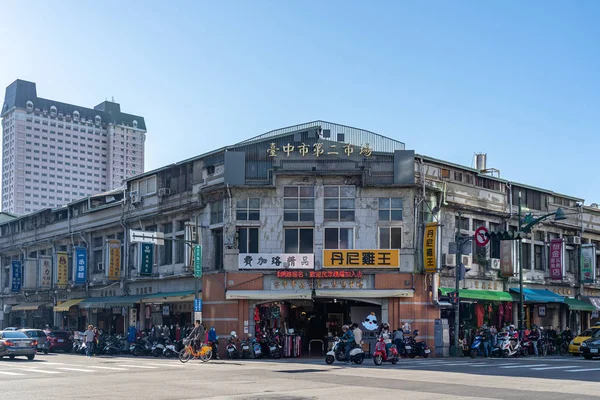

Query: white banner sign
23,259,38,290
239,253,314,270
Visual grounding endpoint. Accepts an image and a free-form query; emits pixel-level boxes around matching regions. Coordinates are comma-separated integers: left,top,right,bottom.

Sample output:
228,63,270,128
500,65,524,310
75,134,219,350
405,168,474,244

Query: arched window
26,101,34,111
50,106,57,116
95,115,101,125
73,111,80,120
132,120,138,129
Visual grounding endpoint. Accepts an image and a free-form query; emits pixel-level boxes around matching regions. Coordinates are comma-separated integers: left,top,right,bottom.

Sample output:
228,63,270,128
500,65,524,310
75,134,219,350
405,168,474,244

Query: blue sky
2,1,599,202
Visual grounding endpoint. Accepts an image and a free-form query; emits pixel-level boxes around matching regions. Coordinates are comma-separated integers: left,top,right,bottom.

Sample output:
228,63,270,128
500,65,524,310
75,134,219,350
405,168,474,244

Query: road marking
57,367,96,372
141,363,183,367
532,366,578,370
18,368,61,374
0,371,25,376
565,368,600,372
117,364,158,369
498,364,548,369
38,362,67,365
465,363,489,367
88,366,128,371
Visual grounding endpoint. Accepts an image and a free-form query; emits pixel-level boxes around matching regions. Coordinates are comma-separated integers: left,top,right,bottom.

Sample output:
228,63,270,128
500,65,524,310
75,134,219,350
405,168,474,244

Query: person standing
480,324,492,358
489,325,498,348
208,326,219,360
393,328,405,356
84,325,95,357
352,323,363,347
530,325,541,356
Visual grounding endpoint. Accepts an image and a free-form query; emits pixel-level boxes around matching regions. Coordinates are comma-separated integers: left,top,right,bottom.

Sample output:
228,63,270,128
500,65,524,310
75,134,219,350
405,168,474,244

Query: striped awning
12,302,50,311
54,298,85,312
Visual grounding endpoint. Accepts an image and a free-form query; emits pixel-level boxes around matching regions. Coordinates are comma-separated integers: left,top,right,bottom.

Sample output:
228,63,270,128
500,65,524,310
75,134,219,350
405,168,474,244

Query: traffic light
448,291,458,305
486,230,524,241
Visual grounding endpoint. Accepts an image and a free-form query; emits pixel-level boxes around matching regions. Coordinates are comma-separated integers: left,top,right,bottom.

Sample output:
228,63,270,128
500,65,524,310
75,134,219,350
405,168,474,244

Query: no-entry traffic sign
475,226,490,247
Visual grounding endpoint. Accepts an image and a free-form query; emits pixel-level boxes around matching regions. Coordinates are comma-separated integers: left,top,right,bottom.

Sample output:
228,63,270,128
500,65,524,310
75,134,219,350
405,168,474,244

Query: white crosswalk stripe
565,368,600,372
0,371,25,376
88,366,128,371
498,364,549,369
117,364,158,369
531,366,578,370
17,368,61,374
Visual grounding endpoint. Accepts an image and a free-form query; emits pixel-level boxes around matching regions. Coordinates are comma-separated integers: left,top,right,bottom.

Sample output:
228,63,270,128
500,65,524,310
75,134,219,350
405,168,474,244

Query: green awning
139,291,194,303
439,288,513,301
79,295,145,309
564,297,596,312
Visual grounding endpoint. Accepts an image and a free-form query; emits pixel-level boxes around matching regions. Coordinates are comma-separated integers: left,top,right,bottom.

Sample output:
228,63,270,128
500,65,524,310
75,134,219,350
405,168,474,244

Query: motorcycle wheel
470,348,478,358
423,353,429,359
354,354,364,365
164,350,173,358
152,349,162,357
409,353,416,359
503,350,509,358
273,351,281,360
132,347,142,357
373,355,383,365
391,358,398,365
325,355,335,365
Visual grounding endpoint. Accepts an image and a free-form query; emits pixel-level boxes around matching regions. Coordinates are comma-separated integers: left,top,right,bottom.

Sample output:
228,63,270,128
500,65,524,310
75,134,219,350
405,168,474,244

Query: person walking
208,326,220,360
84,325,95,357
393,328,405,356
490,325,498,348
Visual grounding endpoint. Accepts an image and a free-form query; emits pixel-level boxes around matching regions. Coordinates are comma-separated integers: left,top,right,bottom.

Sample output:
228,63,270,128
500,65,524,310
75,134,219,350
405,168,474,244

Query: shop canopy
139,291,195,303
439,288,512,302
563,297,597,312
226,290,312,300
79,295,145,309
315,289,414,299
12,302,50,311
509,288,564,303
54,298,85,312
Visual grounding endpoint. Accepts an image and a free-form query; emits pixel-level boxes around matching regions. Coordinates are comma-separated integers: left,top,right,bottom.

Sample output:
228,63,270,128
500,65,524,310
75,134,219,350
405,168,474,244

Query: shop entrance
253,298,382,357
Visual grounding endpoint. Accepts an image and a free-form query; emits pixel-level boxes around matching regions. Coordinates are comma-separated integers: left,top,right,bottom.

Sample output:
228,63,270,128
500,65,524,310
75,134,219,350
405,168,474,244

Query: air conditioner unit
131,195,141,204
461,255,472,269
566,236,581,245
444,254,456,267
158,188,171,196
97,262,104,271
129,190,138,198
488,258,501,270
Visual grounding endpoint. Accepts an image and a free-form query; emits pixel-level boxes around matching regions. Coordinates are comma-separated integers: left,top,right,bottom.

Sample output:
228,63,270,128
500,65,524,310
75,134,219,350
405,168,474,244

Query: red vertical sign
549,239,563,280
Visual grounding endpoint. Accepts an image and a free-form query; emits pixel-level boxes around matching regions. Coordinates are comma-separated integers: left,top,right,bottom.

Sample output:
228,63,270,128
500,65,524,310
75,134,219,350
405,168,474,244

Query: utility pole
518,191,525,334
453,219,474,356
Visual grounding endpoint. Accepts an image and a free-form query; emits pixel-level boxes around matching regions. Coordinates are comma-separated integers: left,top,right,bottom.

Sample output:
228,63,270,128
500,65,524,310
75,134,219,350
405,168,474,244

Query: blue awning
510,288,564,303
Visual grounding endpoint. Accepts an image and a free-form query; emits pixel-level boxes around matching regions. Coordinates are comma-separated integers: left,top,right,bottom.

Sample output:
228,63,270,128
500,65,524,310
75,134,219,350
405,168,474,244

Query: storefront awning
509,288,564,303
79,295,145,309
225,290,312,300
315,289,414,299
54,298,85,312
564,297,596,312
439,288,512,302
588,297,600,311
139,291,194,303
12,302,50,311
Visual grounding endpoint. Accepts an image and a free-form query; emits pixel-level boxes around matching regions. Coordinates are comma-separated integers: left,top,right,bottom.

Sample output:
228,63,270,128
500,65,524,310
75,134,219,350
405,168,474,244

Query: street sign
130,230,164,246
475,226,490,247
193,245,202,278
194,298,202,312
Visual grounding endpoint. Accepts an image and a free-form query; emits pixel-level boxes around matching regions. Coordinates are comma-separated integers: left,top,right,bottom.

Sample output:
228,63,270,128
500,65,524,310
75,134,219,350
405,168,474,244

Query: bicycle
179,339,213,363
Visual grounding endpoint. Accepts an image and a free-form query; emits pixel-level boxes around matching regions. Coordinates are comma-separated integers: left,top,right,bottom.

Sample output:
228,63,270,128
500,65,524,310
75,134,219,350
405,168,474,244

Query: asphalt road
1,353,600,400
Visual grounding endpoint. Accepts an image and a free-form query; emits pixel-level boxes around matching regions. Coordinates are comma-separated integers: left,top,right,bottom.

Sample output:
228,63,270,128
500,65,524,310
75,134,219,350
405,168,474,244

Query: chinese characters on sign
39,257,52,289
193,245,202,278
239,253,314,270
500,241,515,277
323,250,399,269
580,244,596,284
139,243,154,277
56,252,69,289
549,239,564,281
74,247,87,285
276,270,363,279
267,142,373,158
272,279,365,290
106,240,121,281
423,223,438,273
11,261,22,293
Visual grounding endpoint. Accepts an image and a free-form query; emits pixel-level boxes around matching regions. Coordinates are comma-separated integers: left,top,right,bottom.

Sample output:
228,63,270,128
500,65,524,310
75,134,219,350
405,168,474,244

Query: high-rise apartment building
1,79,146,215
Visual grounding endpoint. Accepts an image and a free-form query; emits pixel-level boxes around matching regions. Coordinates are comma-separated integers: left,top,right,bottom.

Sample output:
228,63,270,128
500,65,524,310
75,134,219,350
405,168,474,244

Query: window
283,186,314,222
379,227,402,249
236,198,260,221
324,228,354,249
534,244,544,270
454,171,463,182
238,227,259,253
284,228,314,253
522,242,531,269
567,249,576,273
210,201,223,224
324,185,355,221
378,198,403,221
512,188,542,211
455,216,469,231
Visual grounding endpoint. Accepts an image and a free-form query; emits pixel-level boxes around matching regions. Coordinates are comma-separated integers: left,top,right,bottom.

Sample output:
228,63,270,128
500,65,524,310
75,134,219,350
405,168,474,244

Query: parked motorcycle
266,332,282,359
494,331,521,358
470,335,483,358
240,336,252,359
163,339,178,358
252,338,263,359
404,330,431,358
226,331,239,359
325,336,365,365
373,337,399,365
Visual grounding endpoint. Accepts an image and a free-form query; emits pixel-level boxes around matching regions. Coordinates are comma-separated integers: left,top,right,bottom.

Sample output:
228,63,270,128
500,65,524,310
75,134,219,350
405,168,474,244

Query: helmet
342,325,349,331
509,325,515,329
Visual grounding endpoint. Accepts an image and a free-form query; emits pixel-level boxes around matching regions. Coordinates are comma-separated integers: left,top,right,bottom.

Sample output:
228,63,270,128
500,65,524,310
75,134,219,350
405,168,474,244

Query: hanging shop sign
56,252,69,289
271,279,366,291
583,288,600,297
547,286,574,297
500,241,515,277
74,247,87,285
440,277,503,291
549,239,564,281
323,250,399,269
139,243,154,276
580,244,596,284
11,261,22,292
276,270,363,279
239,253,314,270
423,223,439,273
106,240,121,281
39,256,52,289
267,142,373,158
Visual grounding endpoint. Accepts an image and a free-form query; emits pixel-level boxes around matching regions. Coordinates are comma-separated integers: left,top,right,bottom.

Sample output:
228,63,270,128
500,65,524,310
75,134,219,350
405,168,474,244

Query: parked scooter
163,339,178,358
240,336,252,359
470,335,483,358
494,331,521,358
404,330,431,358
373,337,399,365
251,338,263,359
226,331,239,359
325,336,365,365
266,331,282,359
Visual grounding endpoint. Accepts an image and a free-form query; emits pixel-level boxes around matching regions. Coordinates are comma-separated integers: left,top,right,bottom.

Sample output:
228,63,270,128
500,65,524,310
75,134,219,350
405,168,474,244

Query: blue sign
74,247,87,285
194,298,202,312
11,261,22,292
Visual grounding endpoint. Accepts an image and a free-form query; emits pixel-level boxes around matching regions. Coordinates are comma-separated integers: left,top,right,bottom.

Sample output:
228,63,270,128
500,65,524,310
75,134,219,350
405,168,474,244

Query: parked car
569,324,600,355
580,335,600,360
46,331,73,353
0,330,37,360
19,329,49,354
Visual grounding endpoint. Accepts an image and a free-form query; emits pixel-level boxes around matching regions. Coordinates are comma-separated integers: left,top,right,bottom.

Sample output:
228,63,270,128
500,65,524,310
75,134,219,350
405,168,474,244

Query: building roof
1,79,146,130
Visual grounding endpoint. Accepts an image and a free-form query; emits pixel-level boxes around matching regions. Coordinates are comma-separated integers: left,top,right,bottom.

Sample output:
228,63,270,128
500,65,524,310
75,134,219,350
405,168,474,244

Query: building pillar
139,301,145,331
560,304,567,330
512,302,518,326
